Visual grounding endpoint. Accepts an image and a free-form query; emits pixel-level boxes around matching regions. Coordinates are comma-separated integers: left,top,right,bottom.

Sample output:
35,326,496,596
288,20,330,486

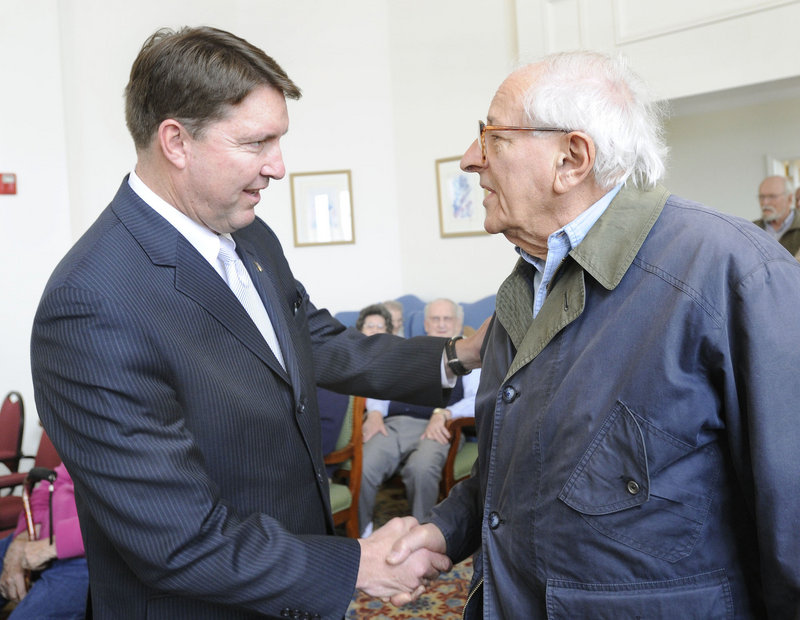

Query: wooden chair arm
441,416,475,497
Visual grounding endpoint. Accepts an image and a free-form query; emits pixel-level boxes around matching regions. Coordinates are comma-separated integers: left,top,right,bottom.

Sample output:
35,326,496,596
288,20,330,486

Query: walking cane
20,467,57,588
22,467,58,544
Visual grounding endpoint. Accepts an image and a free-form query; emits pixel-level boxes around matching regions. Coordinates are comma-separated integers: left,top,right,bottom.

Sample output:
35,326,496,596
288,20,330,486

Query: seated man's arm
421,370,481,444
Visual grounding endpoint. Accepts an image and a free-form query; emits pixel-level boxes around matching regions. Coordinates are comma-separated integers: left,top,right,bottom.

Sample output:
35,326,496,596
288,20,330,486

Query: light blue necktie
217,236,286,370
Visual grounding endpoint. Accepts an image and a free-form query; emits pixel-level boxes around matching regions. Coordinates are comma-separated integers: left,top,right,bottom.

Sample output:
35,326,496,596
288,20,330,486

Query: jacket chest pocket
558,401,716,562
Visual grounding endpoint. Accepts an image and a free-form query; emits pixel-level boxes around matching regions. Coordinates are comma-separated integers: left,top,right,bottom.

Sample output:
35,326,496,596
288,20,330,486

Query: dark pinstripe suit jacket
30,178,447,619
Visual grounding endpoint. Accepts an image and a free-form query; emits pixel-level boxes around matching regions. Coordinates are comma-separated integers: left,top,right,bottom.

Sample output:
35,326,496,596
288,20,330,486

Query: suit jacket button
297,403,306,414
280,609,291,617
488,511,501,529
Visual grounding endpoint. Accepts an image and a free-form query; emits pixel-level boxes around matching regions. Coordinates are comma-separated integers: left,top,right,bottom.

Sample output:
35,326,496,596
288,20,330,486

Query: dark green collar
495,184,670,368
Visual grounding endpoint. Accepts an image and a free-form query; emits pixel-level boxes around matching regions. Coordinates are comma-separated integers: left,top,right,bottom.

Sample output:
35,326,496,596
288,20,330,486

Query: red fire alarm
0,173,17,195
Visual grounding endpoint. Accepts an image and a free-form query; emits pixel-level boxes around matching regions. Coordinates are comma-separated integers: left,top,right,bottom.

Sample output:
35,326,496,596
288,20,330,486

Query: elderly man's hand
421,410,451,445
386,522,449,606
0,534,29,603
356,517,451,603
363,410,388,443
21,538,57,572
455,316,490,371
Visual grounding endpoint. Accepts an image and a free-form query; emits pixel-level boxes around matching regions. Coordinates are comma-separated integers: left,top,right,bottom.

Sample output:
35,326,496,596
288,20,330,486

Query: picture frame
435,156,487,237
290,170,355,247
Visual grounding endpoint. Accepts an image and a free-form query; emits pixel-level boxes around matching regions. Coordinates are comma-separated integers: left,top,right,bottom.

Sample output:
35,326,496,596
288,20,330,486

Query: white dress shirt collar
128,170,225,276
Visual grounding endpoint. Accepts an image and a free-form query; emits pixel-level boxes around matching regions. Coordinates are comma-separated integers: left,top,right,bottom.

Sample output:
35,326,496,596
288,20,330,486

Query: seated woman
319,303,394,461
0,462,87,619
354,304,393,337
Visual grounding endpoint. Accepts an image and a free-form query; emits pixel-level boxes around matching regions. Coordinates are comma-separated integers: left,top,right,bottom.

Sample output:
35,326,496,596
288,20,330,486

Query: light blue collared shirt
518,184,622,318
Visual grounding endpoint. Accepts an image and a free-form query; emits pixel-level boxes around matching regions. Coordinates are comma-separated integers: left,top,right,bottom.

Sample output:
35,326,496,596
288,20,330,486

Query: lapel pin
254,261,263,272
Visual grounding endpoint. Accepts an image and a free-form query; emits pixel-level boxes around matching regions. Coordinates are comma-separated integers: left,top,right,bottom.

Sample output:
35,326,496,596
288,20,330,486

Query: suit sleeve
299,281,451,406
31,283,361,618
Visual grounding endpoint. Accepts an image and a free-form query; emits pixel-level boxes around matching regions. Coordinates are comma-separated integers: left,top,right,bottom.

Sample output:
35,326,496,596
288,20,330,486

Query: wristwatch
444,336,472,376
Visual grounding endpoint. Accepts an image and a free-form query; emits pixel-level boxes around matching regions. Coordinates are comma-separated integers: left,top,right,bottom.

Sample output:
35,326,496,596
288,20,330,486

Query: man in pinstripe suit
30,27,480,619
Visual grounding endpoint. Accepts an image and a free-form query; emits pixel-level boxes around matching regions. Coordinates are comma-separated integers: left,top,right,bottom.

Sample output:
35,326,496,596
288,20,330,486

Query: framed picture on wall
435,156,487,237
290,170,355,247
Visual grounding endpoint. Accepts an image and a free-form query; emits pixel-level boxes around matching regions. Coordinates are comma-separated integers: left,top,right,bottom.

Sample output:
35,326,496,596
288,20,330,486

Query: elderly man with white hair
754,174,800,256
389,51,800,618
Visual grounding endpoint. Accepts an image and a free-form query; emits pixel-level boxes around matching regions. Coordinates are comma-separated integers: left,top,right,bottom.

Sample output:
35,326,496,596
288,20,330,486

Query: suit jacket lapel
174,240,291,383
111,179,291,384
235,238,302,389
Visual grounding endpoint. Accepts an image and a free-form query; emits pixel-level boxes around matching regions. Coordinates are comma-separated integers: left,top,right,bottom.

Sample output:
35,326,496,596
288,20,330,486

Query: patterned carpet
345,484,473,619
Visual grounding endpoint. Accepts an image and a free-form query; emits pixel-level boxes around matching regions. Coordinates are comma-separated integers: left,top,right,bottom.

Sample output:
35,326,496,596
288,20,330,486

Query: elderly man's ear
553,131,596,194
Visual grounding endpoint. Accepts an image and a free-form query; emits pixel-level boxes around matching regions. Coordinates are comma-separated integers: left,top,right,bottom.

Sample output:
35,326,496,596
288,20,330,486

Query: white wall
387,0,520,302
0,1,72,455
515,0,800,100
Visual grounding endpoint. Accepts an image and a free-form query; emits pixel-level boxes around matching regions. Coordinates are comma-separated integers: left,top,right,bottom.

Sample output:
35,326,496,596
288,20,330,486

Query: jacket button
488,511,501,529
501,386,518,403
280,609,290,618
297,399,307,414
626,479,640,495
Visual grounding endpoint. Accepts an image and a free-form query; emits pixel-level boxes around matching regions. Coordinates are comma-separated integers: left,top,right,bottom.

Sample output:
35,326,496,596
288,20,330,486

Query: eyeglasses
758,193,789,202
478,120,570,164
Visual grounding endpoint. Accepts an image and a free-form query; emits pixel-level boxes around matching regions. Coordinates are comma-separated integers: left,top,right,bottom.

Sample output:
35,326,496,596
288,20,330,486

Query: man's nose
461,139,484,173
262,145,286,180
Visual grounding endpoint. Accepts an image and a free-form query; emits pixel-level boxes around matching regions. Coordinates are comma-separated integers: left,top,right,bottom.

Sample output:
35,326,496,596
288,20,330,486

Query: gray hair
763,175,794,195
382,299,403,314
522,51,668,190
424,298,463,322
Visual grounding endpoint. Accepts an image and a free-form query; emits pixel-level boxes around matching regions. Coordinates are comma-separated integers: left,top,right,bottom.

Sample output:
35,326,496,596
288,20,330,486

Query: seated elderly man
359,298,480,537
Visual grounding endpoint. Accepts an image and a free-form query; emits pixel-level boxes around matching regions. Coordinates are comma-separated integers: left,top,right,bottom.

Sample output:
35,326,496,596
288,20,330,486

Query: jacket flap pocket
546,569,733,619
559,401,649,515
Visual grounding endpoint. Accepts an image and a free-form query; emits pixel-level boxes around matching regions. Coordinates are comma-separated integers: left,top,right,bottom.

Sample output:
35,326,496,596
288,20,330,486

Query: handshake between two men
356,517,449,605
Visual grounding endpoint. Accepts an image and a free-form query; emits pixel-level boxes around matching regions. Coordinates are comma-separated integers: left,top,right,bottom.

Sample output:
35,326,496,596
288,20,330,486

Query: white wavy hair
522,51,669,190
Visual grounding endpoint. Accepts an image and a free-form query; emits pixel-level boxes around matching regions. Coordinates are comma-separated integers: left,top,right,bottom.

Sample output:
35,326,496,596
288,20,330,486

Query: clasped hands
356,516,449,605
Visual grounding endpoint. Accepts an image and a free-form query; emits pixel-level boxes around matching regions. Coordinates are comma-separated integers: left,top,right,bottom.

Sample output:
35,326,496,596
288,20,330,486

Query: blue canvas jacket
430,184,800,618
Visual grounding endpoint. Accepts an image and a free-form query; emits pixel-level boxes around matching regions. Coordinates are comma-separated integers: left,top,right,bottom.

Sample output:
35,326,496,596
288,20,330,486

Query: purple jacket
15,462,84,559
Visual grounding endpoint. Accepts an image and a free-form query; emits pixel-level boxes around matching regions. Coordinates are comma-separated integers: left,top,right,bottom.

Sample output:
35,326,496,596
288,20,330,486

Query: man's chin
230,210,257,232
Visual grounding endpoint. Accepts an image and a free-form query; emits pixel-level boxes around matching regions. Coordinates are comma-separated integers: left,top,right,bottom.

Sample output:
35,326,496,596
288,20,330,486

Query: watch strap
445,336,472,376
